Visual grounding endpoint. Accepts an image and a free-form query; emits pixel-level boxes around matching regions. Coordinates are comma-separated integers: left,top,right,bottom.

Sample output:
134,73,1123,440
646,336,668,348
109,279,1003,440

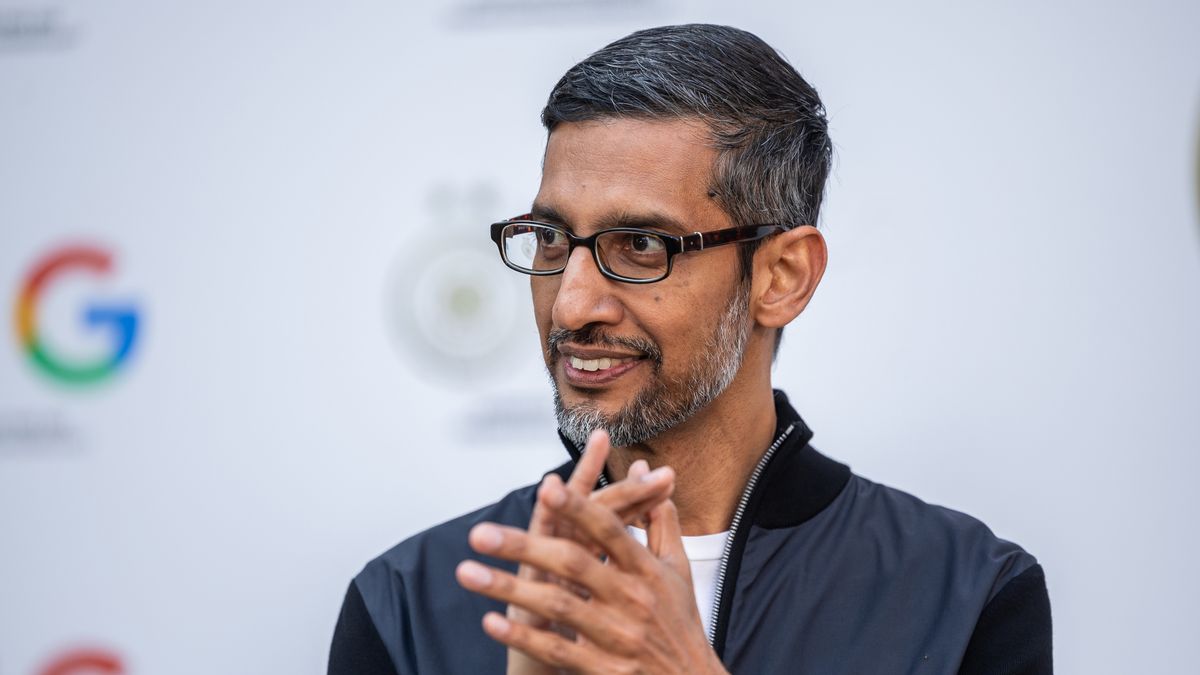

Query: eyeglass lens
501,223,669,280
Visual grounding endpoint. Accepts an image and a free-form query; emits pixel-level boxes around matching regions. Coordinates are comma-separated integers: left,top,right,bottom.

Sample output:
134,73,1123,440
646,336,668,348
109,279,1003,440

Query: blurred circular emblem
385,183,527,383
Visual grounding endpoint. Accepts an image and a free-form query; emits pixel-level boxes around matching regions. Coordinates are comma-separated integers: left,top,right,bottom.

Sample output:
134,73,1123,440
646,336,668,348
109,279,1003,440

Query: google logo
13,245,140,385
38,648,124,675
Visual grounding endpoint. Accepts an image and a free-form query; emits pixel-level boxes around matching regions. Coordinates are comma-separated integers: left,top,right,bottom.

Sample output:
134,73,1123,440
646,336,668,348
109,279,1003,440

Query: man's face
531,118,753,448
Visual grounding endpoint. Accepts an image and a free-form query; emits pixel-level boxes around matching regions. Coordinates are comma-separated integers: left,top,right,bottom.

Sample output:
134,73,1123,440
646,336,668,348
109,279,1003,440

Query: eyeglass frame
489,214,793,284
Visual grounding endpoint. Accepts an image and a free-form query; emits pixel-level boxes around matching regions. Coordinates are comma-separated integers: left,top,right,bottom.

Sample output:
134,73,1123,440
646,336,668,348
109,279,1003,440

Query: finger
481,611,596,671
545,470,658,571
566,428,611,494
458,561,591,626
540,476,658,574
528,479,556,537
509,499,555,628
542,473,592,558
517,478,559,578
614,459,653,528
458,561,628,651
627,458,649,480
558,431,610,564
465,522,620,597
591,463,674,523
648,499,692,583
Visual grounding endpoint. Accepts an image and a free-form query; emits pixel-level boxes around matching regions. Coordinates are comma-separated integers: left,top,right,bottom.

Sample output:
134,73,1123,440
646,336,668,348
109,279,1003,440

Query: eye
628,233,665,254
538,228,567,246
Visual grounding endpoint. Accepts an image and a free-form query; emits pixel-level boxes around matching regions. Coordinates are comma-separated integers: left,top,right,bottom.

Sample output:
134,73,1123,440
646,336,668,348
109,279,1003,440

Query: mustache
547,326,663,366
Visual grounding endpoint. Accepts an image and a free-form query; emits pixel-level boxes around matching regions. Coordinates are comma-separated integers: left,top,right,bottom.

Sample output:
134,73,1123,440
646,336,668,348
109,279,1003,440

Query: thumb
647,499,691,584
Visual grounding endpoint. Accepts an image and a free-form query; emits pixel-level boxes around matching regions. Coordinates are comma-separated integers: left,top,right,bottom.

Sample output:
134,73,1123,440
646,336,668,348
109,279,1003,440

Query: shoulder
832,477,1053,672
331,475,556,675
356,478,541,600
753,441,1039,601
836,474,1038,599
359,460,575,584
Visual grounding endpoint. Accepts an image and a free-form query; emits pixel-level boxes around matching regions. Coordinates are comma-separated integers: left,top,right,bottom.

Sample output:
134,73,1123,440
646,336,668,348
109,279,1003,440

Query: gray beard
549,282,751,449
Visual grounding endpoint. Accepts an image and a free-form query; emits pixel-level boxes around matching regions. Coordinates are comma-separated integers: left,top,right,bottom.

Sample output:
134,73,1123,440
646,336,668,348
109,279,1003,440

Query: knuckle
505,619,527,644
491,571,515,595
598,517,625,541
509,623,538,653
560,546,592,578
609,624,643,654
607,660,640,675
503,529,527,554
621,583,655,619
544,637,572,666
546,591,576,622
565,488,590,515
590,489,620,513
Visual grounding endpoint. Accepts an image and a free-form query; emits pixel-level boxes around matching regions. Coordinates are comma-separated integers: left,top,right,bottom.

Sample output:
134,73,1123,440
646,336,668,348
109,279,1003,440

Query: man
329,24,1052,674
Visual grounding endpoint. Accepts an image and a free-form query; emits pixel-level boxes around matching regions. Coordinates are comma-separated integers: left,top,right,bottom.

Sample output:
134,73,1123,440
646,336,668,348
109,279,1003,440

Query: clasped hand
455,431,728,675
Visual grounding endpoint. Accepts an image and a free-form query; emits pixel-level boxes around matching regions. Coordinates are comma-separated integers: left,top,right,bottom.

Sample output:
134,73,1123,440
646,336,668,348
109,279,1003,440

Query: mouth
557,346,647,387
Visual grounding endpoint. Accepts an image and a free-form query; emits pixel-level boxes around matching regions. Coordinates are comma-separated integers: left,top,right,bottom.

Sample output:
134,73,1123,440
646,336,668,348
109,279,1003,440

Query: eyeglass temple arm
680,225,787,252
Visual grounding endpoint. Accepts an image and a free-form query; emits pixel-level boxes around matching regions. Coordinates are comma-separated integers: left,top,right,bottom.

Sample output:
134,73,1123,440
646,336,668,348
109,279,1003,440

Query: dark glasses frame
489,214,791,284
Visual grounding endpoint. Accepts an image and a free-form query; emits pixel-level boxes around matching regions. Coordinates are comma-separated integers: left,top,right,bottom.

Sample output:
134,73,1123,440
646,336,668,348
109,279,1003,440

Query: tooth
571,356,584,369
598,358,612,370
584,359,600,371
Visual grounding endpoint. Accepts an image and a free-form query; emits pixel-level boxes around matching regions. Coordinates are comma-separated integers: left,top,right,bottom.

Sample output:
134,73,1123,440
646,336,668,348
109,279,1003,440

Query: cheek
530,278,558,324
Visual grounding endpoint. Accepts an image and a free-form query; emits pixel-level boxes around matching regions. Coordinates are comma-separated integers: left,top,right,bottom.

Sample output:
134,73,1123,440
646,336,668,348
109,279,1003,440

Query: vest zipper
591,422,797,648
705,422,796,647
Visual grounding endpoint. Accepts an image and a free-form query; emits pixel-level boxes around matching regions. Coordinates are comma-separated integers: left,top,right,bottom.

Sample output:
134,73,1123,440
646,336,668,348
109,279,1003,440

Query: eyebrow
529,203,569,226
528,203,692,236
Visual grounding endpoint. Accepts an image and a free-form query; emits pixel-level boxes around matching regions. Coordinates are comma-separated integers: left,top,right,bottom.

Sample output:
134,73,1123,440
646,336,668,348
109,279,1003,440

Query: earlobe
751,226,827,329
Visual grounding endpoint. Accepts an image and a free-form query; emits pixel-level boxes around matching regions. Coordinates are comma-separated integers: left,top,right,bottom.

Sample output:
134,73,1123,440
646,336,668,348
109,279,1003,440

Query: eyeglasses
489,215,789,284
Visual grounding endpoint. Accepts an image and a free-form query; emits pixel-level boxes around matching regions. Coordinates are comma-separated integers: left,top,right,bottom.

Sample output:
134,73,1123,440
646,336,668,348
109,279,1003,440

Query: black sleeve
328,580,402,675
958,563,1053,675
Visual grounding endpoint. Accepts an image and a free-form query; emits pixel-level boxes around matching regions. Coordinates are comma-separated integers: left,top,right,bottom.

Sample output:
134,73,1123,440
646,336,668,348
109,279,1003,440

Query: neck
606,380,778,536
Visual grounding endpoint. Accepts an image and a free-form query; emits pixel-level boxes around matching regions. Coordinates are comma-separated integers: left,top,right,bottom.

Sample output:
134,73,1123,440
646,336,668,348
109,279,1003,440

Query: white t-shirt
628,526,730,635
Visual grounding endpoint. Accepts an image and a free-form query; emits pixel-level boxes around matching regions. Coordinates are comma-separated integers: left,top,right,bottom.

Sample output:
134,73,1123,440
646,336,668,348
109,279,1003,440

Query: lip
559,354,644,388
556,343,645,360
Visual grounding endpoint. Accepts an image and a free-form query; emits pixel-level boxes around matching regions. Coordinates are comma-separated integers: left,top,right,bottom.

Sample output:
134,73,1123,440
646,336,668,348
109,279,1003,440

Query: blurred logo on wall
385,183,525,384
447,0,661,28
37,647,124,675
0,6,77,52
384,183,555,440
13,244,140,387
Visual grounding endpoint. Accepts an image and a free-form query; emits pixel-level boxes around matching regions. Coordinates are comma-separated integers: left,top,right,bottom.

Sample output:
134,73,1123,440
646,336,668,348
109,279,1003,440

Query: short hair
541,24,832,353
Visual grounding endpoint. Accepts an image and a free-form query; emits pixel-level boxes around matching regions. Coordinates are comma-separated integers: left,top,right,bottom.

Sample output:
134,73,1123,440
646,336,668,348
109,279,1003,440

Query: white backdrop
1,1,1198,673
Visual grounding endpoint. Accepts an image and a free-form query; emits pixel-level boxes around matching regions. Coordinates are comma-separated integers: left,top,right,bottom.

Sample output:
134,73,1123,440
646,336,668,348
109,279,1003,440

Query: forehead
535,118,728,233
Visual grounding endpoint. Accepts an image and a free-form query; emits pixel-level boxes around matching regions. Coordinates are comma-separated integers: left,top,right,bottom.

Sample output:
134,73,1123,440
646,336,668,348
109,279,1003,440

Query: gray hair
541,24,832,354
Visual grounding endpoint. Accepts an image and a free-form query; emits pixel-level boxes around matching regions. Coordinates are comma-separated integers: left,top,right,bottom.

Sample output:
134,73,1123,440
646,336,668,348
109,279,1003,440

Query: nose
550,245,624,331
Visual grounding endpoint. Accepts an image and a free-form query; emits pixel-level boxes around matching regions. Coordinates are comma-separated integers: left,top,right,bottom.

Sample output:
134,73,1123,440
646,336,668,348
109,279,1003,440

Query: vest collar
554,389,851,529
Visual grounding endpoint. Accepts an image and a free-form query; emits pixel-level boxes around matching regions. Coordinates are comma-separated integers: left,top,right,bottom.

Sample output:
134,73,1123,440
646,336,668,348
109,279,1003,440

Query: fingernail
641,466,672,483
483,612,511,636
471,524,503,552
458,560,493,587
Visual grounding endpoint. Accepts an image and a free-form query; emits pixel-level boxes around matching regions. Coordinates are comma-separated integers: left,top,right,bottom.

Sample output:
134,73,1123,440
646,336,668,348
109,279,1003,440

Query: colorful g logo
38,648,125,675
14,245,140,385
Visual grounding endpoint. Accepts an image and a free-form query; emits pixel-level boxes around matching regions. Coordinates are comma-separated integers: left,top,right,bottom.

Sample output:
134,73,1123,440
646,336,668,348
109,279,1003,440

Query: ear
750,226,827,330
